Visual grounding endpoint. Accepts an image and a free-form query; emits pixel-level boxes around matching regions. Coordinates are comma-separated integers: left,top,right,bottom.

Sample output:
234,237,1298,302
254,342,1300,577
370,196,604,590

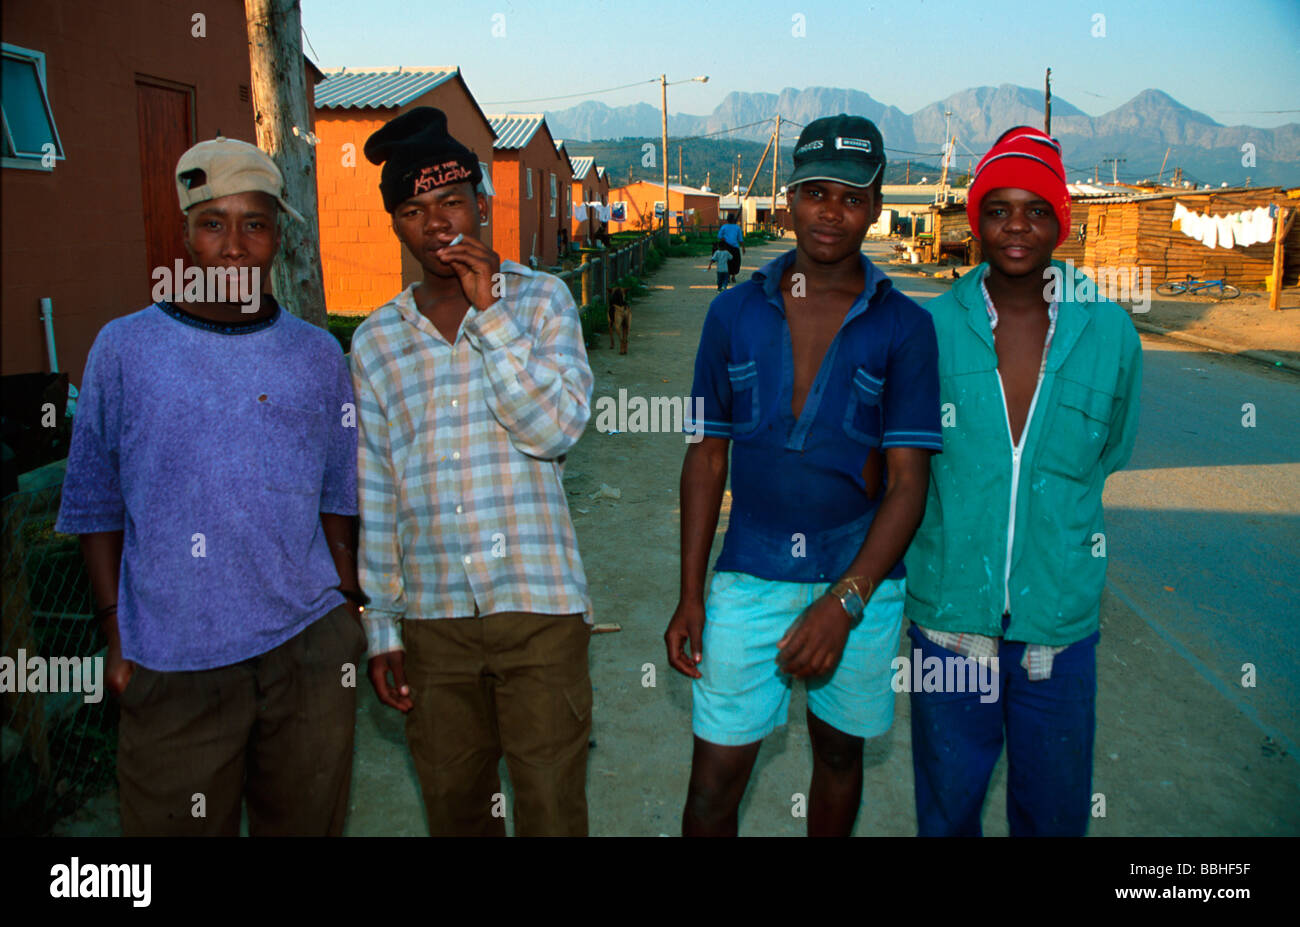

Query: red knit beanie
967,126,1071,248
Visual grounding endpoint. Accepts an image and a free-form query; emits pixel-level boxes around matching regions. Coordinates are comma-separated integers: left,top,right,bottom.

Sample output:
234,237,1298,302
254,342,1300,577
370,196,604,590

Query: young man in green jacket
904,126,1142,836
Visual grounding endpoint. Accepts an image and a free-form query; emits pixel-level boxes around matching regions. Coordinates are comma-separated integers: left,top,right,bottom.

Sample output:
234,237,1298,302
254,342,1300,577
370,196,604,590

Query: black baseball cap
788,114,886,189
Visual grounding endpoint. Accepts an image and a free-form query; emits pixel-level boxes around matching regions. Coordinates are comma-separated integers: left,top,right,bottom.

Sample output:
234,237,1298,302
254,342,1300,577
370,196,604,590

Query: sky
300,0,1300,128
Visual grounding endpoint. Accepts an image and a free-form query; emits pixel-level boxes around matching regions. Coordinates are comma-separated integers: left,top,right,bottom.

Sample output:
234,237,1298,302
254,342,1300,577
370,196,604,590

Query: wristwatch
828,576,873,626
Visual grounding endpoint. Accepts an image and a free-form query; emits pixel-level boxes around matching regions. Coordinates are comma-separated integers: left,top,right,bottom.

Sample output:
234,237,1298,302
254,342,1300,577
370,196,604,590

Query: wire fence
1,478,114,835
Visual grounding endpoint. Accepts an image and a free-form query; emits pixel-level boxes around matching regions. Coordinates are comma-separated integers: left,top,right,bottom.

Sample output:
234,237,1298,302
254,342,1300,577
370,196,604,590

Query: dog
607,286,631,355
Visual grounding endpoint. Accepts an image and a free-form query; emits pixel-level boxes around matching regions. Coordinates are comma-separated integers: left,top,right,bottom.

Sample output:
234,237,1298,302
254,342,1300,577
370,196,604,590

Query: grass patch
327,314,365,354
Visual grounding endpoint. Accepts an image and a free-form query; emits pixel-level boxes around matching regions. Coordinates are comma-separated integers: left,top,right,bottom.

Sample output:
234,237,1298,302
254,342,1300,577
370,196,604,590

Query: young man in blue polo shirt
57,138,366,836
666,115,942,836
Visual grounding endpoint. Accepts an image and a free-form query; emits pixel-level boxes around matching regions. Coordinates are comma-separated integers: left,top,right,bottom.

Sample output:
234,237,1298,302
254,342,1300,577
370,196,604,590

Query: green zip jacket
904,261,1143,645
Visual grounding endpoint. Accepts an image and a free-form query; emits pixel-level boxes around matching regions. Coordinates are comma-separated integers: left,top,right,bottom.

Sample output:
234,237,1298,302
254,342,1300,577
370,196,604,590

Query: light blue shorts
692,571,905,746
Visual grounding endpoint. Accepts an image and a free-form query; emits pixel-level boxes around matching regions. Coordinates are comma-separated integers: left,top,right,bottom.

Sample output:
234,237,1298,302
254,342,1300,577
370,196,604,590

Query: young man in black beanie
350,107,594,836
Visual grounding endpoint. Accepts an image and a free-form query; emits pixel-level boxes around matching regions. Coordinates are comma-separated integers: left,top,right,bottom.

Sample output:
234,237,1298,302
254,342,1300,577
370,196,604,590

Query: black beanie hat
364,106,483,212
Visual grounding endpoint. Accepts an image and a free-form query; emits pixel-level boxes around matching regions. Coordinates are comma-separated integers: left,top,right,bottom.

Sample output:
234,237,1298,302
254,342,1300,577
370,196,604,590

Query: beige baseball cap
175,136,304,222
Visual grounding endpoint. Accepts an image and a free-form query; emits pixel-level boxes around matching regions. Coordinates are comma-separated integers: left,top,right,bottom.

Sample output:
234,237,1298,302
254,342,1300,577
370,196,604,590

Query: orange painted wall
607,182,719,233
315,80,494,315
489,124,571,266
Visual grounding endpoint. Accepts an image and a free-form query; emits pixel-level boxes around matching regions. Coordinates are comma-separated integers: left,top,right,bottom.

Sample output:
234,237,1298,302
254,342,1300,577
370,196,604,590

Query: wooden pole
1157,147,1171,185
1270,206,1295,311
1044,67,1051,134
744,131,774,214
244,0,327,328
771,115,780,231
660,74,669,233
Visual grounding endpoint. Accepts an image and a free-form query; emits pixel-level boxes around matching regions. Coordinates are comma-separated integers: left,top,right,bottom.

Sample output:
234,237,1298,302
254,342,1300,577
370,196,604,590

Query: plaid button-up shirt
914,269,1067,681
350,260,594,656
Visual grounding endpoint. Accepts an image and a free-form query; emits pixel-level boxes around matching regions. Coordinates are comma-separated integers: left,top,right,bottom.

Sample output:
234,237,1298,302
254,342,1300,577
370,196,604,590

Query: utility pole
771,115,780,229
1157,146,1171,185
1103,157,1126,185
1044,67,1052,134
1094,163,1100,184
938,134,955,203
905,159,910,184
678,145,683,184
1172,166,1183,187
245,0,326,327
660,74,669,234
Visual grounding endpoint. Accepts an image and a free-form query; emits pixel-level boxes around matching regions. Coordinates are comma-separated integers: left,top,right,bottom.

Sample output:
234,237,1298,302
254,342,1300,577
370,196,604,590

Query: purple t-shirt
56,300,358,671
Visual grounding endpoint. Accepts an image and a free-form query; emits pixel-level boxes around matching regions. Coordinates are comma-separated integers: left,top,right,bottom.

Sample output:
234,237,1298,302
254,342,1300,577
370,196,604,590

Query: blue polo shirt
717,223,744,248
690,249,942,583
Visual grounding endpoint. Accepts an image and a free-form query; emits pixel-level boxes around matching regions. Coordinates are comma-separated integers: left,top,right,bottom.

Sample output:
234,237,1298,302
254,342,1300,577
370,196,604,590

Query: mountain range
546,85,1300,187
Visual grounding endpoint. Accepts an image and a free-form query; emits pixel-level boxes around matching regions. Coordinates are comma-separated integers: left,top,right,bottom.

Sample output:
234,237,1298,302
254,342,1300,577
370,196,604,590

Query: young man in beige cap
57,136,366,836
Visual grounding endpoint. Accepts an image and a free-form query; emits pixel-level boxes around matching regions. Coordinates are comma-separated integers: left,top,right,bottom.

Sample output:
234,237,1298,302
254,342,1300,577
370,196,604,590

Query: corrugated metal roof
595,166,606,180
315,66,459,109
570,156,595,181
486,114,546,150
619,180,718,197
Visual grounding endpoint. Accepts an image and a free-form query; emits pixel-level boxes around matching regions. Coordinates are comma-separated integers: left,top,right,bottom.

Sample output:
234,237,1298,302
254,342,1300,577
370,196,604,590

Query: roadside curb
1130,319,1300,374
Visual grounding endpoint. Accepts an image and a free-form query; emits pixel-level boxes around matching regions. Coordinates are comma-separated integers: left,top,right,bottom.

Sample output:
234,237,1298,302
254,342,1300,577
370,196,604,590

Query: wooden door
135,81,194,286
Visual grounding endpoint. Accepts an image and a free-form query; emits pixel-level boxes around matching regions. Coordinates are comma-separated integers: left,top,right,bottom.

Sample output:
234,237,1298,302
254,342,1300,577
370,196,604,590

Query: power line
481,78,658,106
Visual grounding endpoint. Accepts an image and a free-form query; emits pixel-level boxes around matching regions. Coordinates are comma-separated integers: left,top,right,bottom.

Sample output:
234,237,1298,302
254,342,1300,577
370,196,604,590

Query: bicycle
1155,275,1241,300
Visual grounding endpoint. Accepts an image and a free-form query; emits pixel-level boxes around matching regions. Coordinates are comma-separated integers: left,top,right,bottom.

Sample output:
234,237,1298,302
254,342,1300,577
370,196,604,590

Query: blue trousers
907,621,1099,837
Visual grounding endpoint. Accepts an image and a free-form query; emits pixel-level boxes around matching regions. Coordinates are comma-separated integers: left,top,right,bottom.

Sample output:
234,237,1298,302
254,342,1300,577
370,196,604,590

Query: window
549,172,557,217
3,43,65,170
526,168,533,199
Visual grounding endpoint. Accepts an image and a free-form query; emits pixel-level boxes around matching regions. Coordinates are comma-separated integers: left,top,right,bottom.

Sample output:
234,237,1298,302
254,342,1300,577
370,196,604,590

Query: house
486,113,570,267
608,181,720,234
313,66,496,314
925,185,1300,286
553,139,576,254
2,0,278,387
567,155,610,246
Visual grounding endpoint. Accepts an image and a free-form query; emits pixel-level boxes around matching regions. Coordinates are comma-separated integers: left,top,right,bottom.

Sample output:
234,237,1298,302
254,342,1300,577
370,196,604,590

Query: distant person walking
708,245,733,291
717,214,744,284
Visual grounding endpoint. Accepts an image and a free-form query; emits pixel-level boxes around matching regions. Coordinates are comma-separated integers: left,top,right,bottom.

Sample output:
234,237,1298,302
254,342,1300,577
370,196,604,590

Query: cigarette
449,233,464,246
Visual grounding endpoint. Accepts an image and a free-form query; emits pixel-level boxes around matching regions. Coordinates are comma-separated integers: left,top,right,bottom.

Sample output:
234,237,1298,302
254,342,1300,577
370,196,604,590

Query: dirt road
54,237,1299,837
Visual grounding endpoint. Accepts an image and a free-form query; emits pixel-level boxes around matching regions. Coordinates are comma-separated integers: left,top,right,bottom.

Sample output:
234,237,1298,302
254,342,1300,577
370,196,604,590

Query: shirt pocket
260,399,328,495
842,367,885,446
726,360,760,436
1038,378,1113,481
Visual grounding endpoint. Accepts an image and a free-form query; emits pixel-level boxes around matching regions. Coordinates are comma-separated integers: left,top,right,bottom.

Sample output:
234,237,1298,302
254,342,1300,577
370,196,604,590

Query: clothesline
1172,202,1274,250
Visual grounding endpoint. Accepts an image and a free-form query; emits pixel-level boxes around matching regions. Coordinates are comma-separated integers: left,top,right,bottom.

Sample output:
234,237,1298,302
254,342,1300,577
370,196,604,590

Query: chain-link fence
1,478,114,835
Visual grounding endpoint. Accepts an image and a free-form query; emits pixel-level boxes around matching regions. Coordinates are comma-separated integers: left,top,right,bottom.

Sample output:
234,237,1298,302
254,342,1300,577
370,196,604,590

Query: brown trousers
116,603,366,836
402,612,592,836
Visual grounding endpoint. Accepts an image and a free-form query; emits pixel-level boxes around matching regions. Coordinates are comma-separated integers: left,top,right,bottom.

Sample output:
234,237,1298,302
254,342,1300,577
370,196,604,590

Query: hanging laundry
573,202,588,221
1216,214,1234,249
